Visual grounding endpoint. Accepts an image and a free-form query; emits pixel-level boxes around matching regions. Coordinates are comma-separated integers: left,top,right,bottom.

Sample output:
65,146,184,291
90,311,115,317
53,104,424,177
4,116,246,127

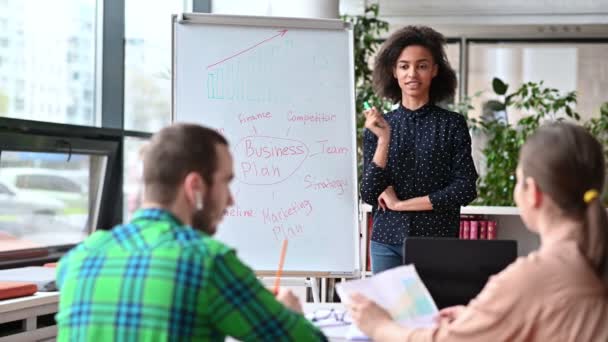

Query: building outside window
0,0,97,126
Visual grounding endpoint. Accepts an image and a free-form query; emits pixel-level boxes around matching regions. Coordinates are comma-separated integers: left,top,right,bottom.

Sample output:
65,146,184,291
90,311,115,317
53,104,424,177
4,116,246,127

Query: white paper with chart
336,265,438,339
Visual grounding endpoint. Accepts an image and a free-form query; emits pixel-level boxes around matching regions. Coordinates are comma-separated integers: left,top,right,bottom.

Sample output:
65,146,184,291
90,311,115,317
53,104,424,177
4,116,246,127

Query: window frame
0,117,122,268
462,38,608,99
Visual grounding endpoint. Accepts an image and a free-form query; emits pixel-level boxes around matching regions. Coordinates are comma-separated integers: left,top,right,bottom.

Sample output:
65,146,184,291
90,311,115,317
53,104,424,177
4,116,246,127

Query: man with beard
55,123,326,341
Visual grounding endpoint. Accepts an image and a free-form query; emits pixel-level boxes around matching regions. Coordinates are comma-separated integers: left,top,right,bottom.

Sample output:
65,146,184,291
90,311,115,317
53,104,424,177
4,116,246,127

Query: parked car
0,180,66,236
0,168,87,210
0,180,65,215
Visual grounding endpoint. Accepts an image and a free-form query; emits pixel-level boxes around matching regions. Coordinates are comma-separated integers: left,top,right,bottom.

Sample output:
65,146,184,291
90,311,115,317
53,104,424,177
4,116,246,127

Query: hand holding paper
348,293,394,338
337,265,438,340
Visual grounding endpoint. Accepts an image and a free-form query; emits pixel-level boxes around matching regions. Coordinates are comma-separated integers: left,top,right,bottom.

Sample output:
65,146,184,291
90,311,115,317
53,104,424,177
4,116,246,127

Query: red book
487,220,497,240
0,282,37,300
462,220,470,240
459,220,464,239
470,220,479,240
479,220,487,240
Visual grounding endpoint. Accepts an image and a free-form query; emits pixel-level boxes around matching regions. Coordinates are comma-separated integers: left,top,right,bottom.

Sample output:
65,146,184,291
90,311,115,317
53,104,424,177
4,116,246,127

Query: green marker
363,101,385,128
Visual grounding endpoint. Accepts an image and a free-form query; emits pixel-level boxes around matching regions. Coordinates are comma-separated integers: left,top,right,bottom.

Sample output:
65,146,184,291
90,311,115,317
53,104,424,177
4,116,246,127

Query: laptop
403,237,517,309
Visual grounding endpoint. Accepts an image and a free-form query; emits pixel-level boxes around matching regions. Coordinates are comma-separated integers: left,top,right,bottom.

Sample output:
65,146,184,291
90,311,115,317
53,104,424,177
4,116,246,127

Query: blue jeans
370,240,404,274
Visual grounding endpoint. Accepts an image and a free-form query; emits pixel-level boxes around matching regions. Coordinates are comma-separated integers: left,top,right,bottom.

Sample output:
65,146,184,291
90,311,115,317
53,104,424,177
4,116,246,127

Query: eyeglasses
310,308,352,325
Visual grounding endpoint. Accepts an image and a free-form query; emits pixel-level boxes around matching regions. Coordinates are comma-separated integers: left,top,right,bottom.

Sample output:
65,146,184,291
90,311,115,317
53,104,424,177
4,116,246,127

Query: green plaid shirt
56,208,326,341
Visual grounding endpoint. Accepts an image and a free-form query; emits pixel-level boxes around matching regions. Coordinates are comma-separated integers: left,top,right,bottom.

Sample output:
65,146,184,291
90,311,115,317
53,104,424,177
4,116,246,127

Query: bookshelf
459,206,539,257
363,204,520,216
461,206,519,216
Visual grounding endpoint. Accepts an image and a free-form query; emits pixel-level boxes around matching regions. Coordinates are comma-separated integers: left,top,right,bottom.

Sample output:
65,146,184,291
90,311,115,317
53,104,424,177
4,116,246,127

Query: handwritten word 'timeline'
224,205,255,218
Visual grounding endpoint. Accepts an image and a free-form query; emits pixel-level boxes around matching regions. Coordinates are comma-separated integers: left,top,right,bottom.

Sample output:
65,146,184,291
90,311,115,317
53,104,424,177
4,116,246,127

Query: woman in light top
349,122,608,341
361,26,477,274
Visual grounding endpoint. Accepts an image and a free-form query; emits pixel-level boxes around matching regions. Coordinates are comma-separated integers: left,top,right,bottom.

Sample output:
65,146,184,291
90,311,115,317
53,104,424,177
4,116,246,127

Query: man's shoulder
61,229,112,258
194,233,234,257
60,224,234,263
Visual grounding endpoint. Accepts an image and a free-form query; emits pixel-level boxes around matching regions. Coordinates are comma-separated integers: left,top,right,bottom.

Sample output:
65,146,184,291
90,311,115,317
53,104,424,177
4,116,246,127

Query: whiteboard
173,13,359,276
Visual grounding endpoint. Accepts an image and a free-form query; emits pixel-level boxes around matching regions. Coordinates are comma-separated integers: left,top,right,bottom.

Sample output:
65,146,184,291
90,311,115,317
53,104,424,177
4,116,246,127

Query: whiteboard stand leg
308,278,320,303
321,278,327,303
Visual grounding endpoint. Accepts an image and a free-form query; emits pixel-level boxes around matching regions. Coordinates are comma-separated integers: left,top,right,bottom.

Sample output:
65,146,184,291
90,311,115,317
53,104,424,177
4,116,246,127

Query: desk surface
0,291,58,314
1,294,352,341
303,303,351,341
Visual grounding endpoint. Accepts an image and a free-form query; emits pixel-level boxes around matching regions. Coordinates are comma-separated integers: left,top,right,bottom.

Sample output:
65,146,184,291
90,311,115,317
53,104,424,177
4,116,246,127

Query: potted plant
342,4,389,175
469,78,580,206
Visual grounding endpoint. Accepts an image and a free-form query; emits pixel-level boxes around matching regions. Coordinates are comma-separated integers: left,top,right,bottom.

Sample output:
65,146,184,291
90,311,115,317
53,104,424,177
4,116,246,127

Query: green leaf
492,77,508,95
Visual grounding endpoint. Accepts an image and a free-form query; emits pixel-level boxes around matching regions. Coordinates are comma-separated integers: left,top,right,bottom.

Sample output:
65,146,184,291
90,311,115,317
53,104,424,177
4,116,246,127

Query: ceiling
340,0,608,38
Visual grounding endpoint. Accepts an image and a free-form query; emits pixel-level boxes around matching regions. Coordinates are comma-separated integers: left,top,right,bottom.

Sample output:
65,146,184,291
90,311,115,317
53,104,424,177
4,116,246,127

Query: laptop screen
403,237,517,309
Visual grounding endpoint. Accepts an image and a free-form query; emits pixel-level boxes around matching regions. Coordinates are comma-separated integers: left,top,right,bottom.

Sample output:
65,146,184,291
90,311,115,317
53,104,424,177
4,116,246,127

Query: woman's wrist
395,199,408,212
377,136,390,146
373,137,391,168
371,319,404,340
393,196,433,212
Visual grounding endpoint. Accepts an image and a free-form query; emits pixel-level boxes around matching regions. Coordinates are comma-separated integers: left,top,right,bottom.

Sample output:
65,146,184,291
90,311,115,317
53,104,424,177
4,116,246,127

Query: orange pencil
273,239,288,295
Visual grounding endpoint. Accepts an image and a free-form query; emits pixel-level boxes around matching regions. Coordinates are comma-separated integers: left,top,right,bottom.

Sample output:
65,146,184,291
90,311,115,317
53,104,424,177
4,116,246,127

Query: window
468,42,608,123
0,1,97,126
445,41,461,103
124,0,191,132
0,182,14,195
123,136,148,220
15,174,83,193
0,151,100,246
14,97,24,111
0,130,120,262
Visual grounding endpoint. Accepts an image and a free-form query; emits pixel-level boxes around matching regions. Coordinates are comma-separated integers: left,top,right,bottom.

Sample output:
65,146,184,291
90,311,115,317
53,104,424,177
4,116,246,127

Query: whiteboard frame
171,13,360,278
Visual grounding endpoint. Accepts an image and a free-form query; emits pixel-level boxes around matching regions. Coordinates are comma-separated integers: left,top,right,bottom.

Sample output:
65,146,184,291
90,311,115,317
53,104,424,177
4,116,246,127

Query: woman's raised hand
364,106,390,141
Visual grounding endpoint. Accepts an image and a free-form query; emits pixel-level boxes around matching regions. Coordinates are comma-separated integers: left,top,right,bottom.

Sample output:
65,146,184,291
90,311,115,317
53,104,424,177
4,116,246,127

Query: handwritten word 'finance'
273,223,304,241
287,110,336,124
262,200,313,224
235,136,309,185
239,112,272,125
304,175,347,195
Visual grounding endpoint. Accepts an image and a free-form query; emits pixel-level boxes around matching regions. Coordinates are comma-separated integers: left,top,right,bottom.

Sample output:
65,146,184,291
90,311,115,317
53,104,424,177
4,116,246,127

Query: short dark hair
372,26,457,104
142,123,228,205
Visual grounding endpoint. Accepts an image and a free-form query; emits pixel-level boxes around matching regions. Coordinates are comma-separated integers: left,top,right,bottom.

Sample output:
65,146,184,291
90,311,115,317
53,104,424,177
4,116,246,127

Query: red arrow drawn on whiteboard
206,29,288,69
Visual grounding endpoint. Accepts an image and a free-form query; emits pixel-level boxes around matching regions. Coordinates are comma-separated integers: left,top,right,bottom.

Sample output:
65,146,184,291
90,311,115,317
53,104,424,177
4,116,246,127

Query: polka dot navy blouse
361,103,478,245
